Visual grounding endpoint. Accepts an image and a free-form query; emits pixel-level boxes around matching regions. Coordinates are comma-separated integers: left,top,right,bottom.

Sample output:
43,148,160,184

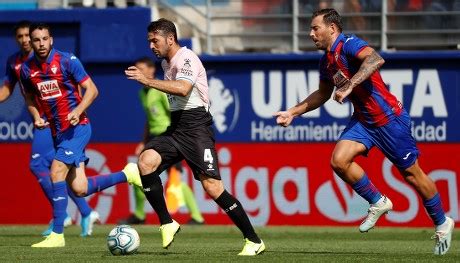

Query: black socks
141,172,173,225
215,190,261,243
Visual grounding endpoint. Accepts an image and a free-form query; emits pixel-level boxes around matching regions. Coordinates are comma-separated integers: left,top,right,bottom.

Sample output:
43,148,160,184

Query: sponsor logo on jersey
179,58,193,76
37,80,62,100
50,64,58,74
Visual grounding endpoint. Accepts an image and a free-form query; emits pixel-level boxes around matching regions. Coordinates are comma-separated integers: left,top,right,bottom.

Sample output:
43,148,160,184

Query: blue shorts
30,127,55,174
54,124,91,167
339,110,419,170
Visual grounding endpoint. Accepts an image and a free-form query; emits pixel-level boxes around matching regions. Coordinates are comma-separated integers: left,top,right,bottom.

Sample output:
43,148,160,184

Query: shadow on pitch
135,251,191,256
269,250,382,255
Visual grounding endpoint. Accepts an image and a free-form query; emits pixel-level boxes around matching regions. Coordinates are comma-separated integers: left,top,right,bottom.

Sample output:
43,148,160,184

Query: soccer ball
107,225,140,255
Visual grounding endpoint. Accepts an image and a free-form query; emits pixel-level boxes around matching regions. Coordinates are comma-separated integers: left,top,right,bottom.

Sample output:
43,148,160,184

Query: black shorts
143,107,220,180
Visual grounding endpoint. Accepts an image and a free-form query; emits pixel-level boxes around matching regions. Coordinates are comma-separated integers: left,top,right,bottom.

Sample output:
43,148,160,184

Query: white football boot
359,196,393,233
432,216,455,255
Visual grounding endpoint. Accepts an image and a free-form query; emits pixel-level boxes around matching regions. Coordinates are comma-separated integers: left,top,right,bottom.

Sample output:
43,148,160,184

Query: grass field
0,225,458,262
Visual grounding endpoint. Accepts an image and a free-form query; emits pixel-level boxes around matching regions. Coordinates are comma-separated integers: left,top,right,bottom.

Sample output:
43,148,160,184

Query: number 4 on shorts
204,149,213,163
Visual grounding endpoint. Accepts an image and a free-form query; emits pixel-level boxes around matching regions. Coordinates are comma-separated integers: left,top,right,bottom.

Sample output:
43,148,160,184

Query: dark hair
13,20,31,35
312,8,343,32
29,22,52,37
147,18,178,43
134,56,156,68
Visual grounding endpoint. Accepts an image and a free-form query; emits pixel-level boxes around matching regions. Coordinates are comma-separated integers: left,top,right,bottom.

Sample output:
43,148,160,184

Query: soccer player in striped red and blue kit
20,23,142,248
275,9,454,255
0,21,99,237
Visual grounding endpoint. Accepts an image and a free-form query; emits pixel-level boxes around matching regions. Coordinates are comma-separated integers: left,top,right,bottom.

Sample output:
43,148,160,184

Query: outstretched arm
125,66,192,97
334,47,385,103
274,80,334,127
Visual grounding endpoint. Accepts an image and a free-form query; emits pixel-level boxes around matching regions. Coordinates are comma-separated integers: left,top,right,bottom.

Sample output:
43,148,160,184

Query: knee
403,174,418,187
72,187,87,197
138,150,161,175
330,154,349,175
69,180,88,197
400,164,427,187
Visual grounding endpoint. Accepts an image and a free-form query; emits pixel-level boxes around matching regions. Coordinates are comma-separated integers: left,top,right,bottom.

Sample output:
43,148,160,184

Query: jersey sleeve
342,35,368,57
319,56,331,82
67,54,89,84
4,57,17,87
19,66,34,95
175,52,199,84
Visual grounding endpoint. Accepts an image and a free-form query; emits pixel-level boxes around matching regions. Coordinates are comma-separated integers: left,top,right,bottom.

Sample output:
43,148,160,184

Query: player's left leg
200,175,265,256
379,110,453,255
66,161,139,197
60,124,140,197
399,161,454,255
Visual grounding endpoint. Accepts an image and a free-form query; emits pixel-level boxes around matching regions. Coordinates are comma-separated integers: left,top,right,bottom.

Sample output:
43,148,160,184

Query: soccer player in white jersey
125,18,265,256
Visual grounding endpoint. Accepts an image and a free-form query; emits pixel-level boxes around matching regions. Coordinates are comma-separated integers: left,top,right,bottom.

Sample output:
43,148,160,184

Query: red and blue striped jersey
319,33,402,127
3,50,33,94
20,49,90,136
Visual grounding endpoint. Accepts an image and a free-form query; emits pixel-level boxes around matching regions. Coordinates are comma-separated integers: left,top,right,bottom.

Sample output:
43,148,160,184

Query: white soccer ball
107,225,140,255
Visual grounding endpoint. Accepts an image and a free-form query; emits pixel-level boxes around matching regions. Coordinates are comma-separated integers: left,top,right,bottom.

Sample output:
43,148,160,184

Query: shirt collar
330,33,345,52
34,48,55,65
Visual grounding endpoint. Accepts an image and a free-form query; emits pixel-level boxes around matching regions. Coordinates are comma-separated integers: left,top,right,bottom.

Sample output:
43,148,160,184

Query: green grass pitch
0,225,458,262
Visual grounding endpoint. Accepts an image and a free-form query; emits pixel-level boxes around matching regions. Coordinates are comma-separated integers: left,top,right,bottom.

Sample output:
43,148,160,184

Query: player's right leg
332,120,392,232
31,159,70,248
138,149,179,249
29,151,73,236
138,137,183,249
29,127,74,236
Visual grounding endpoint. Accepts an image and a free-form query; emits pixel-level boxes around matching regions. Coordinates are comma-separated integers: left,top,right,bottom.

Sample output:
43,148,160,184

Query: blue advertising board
0,9,459,143
203,52,460,143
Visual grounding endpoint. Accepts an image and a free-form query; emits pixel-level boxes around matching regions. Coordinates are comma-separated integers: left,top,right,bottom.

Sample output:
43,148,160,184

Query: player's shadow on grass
135,251,190,256
272,250,381,255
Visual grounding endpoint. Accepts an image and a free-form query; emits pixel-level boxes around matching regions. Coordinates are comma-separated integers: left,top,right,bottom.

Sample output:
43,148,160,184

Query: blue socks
351,174,383,204
86,172,127,196
52,181,68,234
423,193,446,226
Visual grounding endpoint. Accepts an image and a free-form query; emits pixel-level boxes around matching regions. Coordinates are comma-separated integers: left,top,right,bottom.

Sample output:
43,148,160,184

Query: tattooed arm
334,47,385,103
349,47,385,87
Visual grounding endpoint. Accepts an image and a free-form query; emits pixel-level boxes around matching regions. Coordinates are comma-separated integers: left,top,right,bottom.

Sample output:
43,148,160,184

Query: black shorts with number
143,106,220,180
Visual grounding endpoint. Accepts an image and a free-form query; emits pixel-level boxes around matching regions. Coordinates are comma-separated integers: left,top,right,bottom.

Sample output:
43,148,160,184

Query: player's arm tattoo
349,50,384,88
